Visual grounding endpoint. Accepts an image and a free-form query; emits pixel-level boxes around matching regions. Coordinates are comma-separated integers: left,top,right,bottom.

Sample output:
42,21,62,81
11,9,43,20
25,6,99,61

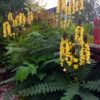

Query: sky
44,0,58,9
40,0,68,9
36,0,58,9
37,0,100,9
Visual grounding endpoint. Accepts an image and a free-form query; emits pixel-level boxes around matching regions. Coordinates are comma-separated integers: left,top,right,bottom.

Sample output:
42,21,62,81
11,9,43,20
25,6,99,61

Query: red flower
93,27,100,44
93,17,99,27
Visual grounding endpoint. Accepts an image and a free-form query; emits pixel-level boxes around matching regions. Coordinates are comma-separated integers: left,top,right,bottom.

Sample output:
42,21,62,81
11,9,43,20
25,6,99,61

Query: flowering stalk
3,21,12,37
27,10,34,25
60,33,70,67
74,25,84,45
16,12,26,26
12,19,18,28
59,23,90,71
56,0,66,14
8,12,13,21
2,9,34,37
56,0,67,30
70,0,75,14
77,0,84,11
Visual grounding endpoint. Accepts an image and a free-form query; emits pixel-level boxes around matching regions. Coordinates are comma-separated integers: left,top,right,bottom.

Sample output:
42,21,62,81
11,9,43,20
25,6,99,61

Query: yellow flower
84,43,90,64
77,0,84,10
75,1,79,12
70,0,75,14
75,26,84,45
67,61,72,66
16,14,20,25
73,58,78,63
16,12,25,26
56,0,66,13
27,11,34,24
59,23,90,72
12,19,18,27
3,21,12,37
66,2,72,16
63,68,67,72
79,42,91,65
22,13,26,25
12,33,15,35
60,61,64,67
19,13,23,25
73,64,78,69
60,38,70,67
8,12,13,21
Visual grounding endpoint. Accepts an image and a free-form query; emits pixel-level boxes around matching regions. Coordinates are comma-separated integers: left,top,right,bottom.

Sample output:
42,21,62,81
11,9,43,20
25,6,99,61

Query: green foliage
83,23,93,43
3,28,98,100
61,83,80,100
15,62,37,81
6,30,59,68
75,63,95,80
0,0,25,14
17,81,67,96
24,0,45,11
3,71,67,99
0,0,25,27
0,0,26,69
65,63,95,82
60,81,100,100
0,4,98,99
84,23,93,34
0,77,15,85
80,91,99,100
83,80,100,92
65,22,76,38
74,0,96,23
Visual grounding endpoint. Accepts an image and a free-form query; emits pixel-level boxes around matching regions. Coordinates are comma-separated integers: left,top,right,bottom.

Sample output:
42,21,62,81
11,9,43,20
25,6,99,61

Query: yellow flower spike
60,33,71,67
59,20,90,72
70,0,75,14
3,21,12,37
73,3,76,14
27,10,34,24
74,25,84,45
12,19,18,27
80,0,84,10
22,13,26,25
16,15,19,25
8,12,13,21
56,0,67,29
18,13,21,25
77,0,84,11
75,0,79,12
15,12,26,26
84,43,90,64
16,14,21,25
66,5,69,16
66,2,71,16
